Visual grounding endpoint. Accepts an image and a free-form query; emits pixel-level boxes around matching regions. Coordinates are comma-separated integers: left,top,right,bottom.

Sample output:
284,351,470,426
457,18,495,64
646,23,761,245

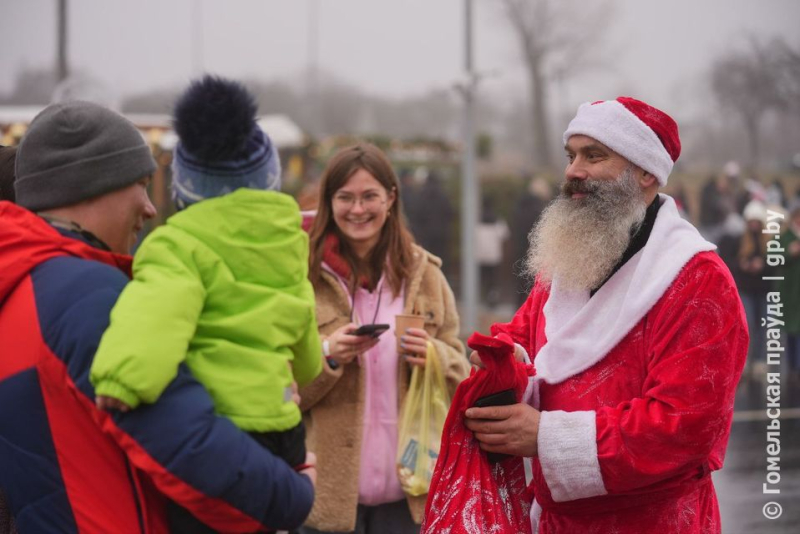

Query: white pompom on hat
563,97,681,186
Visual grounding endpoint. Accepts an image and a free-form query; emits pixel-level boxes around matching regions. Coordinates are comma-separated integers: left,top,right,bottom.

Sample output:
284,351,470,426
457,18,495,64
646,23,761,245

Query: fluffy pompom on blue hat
171,75,281,209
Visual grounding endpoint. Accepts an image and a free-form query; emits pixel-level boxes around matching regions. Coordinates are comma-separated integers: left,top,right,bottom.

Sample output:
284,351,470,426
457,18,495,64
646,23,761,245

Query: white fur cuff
538,410,607,502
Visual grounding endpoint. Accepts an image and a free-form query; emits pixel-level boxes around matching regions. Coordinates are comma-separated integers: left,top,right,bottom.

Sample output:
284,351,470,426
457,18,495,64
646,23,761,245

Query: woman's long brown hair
308,143,415,297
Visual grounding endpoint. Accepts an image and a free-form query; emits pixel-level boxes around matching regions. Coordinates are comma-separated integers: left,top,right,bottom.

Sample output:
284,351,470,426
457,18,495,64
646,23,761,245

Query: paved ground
716,373,800,534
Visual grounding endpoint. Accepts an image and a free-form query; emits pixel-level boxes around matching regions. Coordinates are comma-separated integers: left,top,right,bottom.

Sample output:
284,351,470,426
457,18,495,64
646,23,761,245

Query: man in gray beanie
0,101,316,532
14,100,157,253
15,101,157,211
0,145,16,202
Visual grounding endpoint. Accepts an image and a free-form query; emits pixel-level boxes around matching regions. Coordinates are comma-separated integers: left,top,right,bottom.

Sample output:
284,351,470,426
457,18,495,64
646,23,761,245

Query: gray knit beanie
14,101,157,211
0,145,16,202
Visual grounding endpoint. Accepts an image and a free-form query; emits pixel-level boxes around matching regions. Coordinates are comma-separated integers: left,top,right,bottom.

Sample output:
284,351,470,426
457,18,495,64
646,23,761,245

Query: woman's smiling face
331,168,395,256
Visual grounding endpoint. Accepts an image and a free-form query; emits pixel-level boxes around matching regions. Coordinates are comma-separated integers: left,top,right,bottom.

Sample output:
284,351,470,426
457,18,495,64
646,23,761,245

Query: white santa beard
526,168,647,292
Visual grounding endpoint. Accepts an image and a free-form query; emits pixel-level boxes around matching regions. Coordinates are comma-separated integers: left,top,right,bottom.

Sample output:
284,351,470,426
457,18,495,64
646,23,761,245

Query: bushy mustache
525,166,647,292
561,179,600,197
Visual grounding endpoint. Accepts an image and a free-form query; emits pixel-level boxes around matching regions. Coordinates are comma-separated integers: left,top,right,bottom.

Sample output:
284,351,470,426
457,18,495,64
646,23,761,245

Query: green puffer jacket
91,189,322,432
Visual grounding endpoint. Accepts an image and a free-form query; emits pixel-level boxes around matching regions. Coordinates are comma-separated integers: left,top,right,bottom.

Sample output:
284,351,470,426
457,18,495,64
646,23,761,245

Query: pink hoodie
324,265,407,505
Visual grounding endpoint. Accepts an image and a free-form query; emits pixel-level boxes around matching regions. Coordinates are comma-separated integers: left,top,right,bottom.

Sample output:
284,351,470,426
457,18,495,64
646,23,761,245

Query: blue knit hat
171,75,281,209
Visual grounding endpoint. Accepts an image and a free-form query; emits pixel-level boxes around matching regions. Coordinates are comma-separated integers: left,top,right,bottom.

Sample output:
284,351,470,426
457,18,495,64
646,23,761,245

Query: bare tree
502,0,614,170
710,38,798,169
772,40,800,116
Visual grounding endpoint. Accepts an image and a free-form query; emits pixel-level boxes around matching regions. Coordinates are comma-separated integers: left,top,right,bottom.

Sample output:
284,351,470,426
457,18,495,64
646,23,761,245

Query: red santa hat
563,97,680,186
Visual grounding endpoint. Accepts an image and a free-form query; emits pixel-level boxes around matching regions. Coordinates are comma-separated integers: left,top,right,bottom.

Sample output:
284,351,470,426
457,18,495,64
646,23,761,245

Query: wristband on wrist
322,339,339,369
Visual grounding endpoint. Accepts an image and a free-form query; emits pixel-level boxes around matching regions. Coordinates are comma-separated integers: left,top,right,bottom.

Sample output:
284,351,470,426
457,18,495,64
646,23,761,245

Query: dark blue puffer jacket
0,202,314,533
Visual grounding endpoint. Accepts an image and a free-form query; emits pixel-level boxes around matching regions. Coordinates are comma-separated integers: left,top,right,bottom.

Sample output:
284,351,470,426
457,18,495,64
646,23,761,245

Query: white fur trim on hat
563,100,673,186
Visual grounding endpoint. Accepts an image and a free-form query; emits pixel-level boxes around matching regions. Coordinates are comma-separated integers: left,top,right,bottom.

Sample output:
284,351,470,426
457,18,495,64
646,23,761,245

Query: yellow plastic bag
396,342,450,496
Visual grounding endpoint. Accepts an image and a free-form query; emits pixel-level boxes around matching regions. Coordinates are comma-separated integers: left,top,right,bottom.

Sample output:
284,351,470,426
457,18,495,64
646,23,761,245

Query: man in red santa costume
464,97,748,533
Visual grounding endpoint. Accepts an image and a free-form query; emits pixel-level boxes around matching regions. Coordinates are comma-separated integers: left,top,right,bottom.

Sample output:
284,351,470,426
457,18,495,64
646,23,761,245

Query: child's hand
96,395,131,412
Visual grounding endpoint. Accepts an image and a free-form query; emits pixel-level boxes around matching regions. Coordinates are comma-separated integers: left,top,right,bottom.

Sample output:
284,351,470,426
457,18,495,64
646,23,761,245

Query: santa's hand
464,403,540,457
469,344,526,369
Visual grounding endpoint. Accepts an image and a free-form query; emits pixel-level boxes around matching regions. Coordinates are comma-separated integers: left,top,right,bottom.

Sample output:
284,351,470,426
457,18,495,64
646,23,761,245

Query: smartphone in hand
472,388,517,463
351,323,391,338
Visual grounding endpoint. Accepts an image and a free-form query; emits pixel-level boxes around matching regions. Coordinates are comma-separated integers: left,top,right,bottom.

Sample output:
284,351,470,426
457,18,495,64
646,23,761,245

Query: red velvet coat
493,251,748,533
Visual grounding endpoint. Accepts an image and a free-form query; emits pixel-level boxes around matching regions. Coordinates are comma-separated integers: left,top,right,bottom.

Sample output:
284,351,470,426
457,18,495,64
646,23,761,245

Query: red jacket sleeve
595,255,748,493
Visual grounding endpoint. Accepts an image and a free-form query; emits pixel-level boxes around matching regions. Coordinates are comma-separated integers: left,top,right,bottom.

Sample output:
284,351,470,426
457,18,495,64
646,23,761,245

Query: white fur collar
534,194,716,384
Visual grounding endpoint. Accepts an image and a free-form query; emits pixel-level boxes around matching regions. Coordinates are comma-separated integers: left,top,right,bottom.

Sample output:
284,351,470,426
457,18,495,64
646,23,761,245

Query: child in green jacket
90,76,322,530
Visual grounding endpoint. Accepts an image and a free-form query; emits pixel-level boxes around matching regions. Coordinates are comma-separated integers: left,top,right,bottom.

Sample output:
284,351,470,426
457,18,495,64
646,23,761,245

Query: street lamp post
57,0,68,82
307,0,320,136
192,0,204,76
460,0,479,333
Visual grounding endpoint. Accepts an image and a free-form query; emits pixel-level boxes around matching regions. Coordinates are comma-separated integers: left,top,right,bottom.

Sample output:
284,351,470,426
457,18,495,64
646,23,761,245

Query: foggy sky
2,0,799,122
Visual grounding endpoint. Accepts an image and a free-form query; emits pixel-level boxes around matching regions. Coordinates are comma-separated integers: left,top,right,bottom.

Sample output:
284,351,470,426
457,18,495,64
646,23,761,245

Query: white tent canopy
256,114,306,149
0,106,305,150
0,106,44,125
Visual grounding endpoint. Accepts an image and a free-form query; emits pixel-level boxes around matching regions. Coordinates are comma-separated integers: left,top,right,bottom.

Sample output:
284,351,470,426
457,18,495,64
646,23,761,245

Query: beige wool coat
299,245,469,532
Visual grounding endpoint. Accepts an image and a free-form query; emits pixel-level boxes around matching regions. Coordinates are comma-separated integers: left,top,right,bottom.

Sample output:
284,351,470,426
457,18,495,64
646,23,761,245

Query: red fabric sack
421,332,533,534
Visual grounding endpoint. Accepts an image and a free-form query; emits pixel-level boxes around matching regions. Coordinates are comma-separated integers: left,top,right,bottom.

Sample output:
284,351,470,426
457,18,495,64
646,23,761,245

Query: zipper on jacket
124,457,147,534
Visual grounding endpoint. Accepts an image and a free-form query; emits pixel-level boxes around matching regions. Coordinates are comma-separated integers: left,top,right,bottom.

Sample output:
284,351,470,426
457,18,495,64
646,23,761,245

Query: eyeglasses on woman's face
332,190,388,212
331,169,396,254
